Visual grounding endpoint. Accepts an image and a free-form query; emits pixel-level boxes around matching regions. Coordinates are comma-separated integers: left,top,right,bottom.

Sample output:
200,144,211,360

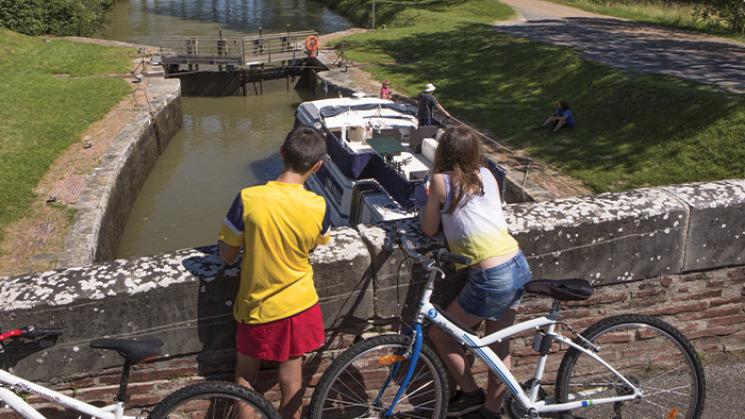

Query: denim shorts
457,251,532,320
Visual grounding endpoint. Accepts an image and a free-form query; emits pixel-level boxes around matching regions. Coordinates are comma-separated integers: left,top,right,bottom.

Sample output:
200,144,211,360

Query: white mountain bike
309,229,705,419
0,325,280,419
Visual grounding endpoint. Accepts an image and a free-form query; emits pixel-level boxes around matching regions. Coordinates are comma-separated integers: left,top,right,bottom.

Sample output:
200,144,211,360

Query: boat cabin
295,96,506,226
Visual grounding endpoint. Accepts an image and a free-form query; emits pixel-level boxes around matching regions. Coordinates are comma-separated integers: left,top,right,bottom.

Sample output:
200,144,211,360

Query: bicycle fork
377,323,424,418
378,267,440,417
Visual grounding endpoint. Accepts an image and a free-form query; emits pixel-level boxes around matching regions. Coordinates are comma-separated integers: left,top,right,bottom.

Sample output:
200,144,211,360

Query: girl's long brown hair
432,127,484,214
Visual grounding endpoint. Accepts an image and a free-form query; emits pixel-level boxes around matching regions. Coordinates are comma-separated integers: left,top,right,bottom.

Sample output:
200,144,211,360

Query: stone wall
56,77,183,269
1,180,743,411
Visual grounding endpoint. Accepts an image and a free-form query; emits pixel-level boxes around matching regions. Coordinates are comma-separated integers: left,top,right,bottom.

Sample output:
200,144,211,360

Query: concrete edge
57,77,183,269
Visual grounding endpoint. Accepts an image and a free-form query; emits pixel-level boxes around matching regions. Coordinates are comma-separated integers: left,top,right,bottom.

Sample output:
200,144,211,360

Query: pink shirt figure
380,81,391,99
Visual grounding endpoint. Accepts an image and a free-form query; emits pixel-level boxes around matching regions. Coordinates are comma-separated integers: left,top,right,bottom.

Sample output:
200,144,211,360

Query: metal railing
160,30,317,66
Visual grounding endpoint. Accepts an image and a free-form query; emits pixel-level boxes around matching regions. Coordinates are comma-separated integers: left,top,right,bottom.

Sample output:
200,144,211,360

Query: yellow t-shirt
218,181,331,324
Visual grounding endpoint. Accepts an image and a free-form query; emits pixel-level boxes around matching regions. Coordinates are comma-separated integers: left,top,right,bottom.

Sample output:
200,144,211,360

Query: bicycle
309,229,706,419
0,325,280,419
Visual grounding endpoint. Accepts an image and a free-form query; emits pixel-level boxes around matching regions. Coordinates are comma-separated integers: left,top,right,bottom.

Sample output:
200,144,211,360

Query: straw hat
424,83,436,92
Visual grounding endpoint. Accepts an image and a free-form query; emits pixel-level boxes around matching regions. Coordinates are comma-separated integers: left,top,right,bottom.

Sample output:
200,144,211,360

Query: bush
0,0,120,36
693,0,745,35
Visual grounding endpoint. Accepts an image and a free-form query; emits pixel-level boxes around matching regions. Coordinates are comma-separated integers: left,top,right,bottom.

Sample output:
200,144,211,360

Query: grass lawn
320,0,745,193
0,28,134,249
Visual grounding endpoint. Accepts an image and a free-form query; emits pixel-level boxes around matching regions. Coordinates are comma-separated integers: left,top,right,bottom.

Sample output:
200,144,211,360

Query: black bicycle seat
90,337,164,364
525,279,594,301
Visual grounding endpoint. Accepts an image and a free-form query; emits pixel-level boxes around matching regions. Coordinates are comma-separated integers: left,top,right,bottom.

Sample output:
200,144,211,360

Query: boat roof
297,97,417,130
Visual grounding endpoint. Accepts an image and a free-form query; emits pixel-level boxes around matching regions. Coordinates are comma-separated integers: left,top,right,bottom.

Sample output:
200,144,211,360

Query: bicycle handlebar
395,229,472,267
0,325,63,342
434,248,472,266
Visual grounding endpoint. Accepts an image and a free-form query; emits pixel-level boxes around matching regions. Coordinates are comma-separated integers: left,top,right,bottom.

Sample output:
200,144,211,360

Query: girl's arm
420,173,447,236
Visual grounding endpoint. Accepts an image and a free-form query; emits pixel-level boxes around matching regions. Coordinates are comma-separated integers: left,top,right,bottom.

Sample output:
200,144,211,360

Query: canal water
106,0,352,258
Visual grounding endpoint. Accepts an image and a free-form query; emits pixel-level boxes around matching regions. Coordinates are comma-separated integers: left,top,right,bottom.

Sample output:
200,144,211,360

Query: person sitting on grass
542,100,574,134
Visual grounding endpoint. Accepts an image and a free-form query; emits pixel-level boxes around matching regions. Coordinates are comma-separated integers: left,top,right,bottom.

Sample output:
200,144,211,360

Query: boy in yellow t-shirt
217,126,331,419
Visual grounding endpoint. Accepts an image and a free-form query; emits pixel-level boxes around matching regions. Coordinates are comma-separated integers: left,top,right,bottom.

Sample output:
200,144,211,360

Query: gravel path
497,0,745,94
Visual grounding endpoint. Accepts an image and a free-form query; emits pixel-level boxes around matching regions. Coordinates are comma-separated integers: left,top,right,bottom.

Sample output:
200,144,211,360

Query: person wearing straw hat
417,83,451,126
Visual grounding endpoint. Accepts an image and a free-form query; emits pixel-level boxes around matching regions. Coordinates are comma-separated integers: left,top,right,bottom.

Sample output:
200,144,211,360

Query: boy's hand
218,240,241,264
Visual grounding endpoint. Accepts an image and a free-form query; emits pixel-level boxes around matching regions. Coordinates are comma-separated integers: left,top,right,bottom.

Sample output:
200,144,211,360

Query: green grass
0,28,134,248
544,0,745,42
320,0,745,193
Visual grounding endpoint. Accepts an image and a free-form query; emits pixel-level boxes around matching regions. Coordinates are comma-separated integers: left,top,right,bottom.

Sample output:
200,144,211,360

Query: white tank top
441,167,519,267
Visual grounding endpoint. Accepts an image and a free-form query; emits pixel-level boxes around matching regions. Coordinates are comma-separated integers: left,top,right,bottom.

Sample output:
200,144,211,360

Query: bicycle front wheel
555,314,705,419
309,333,448,419
148,381,280,419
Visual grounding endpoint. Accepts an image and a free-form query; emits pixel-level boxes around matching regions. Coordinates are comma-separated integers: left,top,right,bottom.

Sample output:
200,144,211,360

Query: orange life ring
305,35,319,56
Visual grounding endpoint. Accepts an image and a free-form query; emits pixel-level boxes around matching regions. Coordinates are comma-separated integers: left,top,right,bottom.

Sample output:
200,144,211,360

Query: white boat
295,95,506,226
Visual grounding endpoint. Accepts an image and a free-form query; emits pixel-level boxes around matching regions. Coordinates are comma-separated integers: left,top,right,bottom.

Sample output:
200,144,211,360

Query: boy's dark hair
559,100,570,111
282,126,327,174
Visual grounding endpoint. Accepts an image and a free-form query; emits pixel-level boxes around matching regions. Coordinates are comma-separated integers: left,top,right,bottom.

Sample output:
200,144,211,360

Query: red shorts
236,303,325,362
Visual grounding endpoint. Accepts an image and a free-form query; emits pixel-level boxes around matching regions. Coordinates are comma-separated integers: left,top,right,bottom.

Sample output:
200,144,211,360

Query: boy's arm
313,197,333,249
218,192,246,264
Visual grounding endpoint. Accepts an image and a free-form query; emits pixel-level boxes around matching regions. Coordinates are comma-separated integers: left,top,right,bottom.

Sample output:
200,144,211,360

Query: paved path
497,0,745,93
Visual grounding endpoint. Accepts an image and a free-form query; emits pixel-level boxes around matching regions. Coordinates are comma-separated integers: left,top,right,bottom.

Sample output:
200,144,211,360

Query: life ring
305,35,319,57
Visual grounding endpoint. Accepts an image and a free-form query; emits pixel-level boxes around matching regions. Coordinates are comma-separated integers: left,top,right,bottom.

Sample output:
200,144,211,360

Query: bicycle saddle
525,279,594,301
90,337,164,364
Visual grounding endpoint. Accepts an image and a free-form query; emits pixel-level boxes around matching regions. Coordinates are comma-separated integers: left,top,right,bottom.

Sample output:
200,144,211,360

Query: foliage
0,0,119,36
547,0,744,38
692,0,745,35
319,0,745,193
0,28,134,248
319,0,512,29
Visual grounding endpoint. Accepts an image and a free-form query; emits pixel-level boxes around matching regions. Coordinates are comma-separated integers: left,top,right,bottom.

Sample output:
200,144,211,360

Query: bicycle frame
388,258,642,416
0,369,139,419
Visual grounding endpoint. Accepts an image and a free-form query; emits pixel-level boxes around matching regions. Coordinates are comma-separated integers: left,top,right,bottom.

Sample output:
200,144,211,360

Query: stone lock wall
56,77,183,269
1,179,744,413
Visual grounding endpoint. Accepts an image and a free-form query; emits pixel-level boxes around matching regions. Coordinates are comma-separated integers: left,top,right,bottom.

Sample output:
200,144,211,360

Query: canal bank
312,32,587,203
0,29,576,276
0,38,182,277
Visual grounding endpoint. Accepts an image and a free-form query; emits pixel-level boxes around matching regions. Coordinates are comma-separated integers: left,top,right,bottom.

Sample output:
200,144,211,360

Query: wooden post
242,70,246,96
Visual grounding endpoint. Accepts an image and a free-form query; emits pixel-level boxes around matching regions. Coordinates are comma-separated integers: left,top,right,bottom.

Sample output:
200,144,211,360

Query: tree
0,0,119,37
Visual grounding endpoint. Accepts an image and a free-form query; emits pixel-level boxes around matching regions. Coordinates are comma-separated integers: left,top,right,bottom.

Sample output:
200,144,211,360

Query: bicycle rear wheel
555,314,705,419
148,381,280,419
309,334,448,419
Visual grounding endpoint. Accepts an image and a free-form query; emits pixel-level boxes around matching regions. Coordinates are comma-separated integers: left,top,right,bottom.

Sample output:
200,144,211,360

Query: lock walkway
159,30,318,67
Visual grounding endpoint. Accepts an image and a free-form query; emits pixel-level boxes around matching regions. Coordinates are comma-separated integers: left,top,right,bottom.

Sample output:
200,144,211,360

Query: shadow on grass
347,21,745,192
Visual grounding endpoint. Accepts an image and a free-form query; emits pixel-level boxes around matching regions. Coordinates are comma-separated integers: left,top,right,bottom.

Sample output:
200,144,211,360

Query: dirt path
497,0,745,94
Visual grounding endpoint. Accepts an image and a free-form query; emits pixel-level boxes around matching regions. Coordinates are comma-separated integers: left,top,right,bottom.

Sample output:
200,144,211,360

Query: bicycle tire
555,314,705,419
309,334,448,419
148,381,280,419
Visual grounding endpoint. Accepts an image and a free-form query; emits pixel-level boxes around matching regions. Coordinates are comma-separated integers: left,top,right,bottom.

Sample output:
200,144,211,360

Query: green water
109,0,351,258
117,81,317,258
